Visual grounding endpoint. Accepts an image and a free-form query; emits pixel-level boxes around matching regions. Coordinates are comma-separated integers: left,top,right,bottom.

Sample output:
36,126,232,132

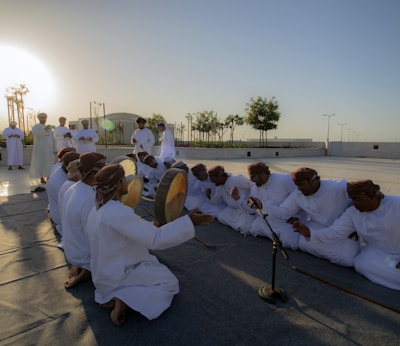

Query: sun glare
0,45,56,125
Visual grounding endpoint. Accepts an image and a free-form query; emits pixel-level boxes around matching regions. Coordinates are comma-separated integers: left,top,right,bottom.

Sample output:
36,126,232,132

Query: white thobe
73,129,99,153
2,127,24,166
28,124,55,178
248,173,300,249
158,128,175,161
185,173,215,211
212,174,254,233
67,129,78,149
62,181,95,269
310,196,400,290
131,128,155,154
57,179,77,236
143,159,167,197
266,179,359,266
53,126,70,152
46,166,67,232
86,200,195,320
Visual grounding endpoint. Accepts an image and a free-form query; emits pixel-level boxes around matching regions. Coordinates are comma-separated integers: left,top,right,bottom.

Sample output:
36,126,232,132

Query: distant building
76,112,142,145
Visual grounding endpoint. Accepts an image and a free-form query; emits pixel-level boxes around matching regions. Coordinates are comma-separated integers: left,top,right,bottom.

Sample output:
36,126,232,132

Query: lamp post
322,113,335,143
91,101,107,147
338,122,346,142
347,128,353,142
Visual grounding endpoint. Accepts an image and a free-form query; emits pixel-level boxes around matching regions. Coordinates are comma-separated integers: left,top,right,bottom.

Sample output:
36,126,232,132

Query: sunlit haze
0,0,399,142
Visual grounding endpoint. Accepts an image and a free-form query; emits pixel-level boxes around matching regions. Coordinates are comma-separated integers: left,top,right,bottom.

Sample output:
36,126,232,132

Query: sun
0,45,56,127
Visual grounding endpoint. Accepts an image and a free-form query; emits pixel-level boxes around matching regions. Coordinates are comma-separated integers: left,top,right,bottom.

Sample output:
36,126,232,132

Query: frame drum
154,168,188,225
121,175,144,210
110,156,137,177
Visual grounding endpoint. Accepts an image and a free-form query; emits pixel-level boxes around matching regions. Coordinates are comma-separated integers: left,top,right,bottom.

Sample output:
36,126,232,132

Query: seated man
206,165,253,233
172,162,216,212
264,167,360,266
246,162,300,249
62,152,106,288
86,164,213,325
46,151,80,235
142,155,167,198
294,180,400,290
57,159,80,248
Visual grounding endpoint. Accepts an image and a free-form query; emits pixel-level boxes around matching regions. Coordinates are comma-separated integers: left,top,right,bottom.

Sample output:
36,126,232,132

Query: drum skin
121,175,144,210
110,156,137,176
154,168,188,225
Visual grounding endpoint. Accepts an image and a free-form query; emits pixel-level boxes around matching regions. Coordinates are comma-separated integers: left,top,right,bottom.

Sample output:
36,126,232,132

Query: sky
0,0,399,142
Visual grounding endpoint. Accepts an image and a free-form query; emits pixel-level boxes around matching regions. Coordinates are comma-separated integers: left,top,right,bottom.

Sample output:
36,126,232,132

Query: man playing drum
86,164,213,325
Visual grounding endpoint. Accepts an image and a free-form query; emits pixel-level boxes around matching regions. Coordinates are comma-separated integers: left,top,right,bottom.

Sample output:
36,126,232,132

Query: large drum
110,155,137,178
154,168,188,225
121,175,144,210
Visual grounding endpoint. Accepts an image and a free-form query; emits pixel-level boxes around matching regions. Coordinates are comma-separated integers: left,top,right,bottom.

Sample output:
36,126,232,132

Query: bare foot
110,299,128,326
100,300,115,309
69,265,80,278
64,268,91,288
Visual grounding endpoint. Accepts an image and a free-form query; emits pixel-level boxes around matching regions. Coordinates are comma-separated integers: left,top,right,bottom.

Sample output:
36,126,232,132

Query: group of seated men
46,148,400,325
148,158,400,292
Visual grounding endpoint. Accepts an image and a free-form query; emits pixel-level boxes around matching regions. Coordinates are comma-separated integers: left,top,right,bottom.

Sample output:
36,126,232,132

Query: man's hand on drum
188,208,214,226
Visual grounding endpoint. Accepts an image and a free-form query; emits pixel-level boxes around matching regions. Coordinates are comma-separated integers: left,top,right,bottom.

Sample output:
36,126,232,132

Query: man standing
67,123,78,149
2,121,24,170
28,113,56,184
74,119,99,153
130,117,154,154
53,117,70,152
157,122,175,161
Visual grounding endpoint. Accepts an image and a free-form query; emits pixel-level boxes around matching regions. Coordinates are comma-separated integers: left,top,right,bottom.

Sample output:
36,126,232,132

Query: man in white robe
265,167,360,266
57,159,80,248
246,162,300,249
294,180,400,290
53,116,71,152
2,121,24,170
28,113,56,184
67,123,78,149
46,152,80,235
74,119,99,153
62,152,106,288
182,163,218,212
130,117,154,154
207,165,253,233
86,163,213,325
142,155,167,198
157,122,175,161
50,147,76,177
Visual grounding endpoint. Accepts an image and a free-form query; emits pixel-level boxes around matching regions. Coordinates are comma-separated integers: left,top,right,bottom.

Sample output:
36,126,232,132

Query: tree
185,113,194,143
225,114,245,144
193,110,217,142
245,96,281,147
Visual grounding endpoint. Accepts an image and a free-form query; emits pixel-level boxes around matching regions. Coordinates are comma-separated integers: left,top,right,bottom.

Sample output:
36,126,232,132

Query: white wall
328,142,400,159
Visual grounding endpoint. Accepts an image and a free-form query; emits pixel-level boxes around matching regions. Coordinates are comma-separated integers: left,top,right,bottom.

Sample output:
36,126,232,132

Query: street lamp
322,113,335,143
338,122,346,142
347,128,353,142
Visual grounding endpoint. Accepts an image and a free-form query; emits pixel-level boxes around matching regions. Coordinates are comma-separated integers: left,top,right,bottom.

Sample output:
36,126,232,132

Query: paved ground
1,156,399,345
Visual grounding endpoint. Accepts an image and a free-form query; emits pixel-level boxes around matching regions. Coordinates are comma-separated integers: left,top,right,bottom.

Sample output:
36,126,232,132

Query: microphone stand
250,198,289,304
